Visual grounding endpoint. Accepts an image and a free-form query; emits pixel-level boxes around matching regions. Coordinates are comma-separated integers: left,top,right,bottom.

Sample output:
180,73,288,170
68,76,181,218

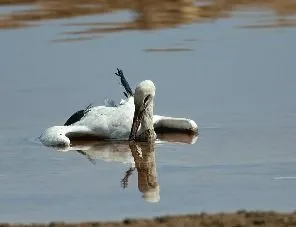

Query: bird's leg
114,68,133,97
120,166,136,189
115,68,122,77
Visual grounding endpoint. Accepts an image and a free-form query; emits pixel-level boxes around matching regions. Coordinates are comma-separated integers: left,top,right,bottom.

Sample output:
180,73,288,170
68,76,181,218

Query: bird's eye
144,95,150,104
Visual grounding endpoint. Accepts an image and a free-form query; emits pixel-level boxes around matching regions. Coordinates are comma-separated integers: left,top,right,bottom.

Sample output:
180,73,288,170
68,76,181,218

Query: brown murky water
1,0,296,35
1,0,296,224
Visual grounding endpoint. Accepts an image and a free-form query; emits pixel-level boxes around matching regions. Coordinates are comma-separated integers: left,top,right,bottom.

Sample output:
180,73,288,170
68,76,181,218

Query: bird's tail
115,68,134,98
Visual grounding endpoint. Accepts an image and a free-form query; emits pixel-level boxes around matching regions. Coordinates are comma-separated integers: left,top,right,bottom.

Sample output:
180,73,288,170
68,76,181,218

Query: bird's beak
129,105,145,141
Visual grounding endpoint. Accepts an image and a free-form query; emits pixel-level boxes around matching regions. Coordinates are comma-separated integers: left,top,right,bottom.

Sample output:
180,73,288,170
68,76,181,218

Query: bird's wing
153,115,198,133
64,110,85,126
64,104,93,126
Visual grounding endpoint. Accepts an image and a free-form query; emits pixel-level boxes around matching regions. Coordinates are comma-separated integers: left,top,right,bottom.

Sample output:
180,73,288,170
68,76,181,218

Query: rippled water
0,9,296,223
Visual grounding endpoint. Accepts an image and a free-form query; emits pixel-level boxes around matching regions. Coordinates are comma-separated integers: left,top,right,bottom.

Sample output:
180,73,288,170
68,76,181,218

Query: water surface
1,5,296,223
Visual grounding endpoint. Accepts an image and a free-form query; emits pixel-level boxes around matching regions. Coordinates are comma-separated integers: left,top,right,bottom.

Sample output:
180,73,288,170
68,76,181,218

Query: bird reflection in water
50,133,198,203
123,141,159,203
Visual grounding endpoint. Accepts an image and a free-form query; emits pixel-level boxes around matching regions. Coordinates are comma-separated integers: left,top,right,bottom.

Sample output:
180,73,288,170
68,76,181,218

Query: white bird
40,69,198,146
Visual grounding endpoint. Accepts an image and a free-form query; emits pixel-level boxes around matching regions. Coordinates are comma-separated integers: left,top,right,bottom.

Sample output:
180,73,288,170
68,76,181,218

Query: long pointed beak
129,107,145,141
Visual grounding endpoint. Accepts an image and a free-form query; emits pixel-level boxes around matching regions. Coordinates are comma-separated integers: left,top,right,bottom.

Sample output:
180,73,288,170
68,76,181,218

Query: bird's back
73,98,135,139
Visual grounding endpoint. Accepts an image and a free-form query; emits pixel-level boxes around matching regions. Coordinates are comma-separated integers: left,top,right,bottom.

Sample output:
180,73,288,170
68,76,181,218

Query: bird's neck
139,103,156,141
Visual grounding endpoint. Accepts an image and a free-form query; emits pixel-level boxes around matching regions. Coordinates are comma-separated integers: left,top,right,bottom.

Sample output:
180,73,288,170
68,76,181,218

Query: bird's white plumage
40,80,198,147
73,98,135,138
40,97,135,146
153,115,198,131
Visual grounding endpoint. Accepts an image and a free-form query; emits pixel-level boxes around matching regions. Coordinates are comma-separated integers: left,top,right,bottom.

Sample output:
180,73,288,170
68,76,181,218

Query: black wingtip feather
64,103,93,126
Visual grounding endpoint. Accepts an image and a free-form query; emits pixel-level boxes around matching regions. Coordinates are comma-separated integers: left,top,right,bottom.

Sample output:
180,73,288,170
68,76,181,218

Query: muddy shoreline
1,211,296,227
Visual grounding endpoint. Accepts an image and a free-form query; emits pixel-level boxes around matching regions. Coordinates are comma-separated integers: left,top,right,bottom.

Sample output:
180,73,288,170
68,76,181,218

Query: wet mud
1,211,296,227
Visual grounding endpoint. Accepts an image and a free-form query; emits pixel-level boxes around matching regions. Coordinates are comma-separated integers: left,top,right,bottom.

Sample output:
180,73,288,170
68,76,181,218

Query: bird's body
71,98,134,139
40,97,197,146
40,69,198,147
40,98,134,146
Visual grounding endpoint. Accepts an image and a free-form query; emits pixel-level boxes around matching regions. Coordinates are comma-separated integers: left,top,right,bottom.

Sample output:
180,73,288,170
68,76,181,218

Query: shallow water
1,7,296,223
